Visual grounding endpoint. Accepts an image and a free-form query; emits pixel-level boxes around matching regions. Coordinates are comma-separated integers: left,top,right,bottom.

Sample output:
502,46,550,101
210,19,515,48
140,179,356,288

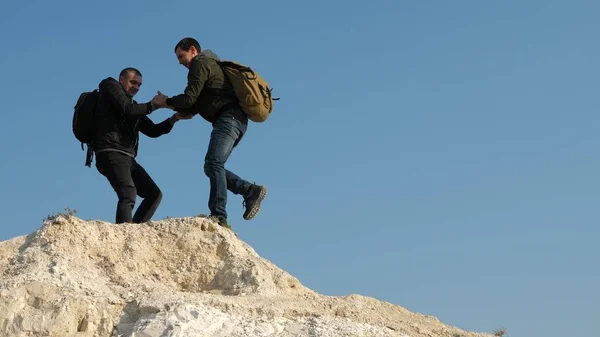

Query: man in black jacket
152,37,267,228
94,67,191,224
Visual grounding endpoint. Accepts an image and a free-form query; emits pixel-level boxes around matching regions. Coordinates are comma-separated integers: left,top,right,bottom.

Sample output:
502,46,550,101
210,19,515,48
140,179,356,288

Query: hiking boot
209,215,231,229
243,184,267,220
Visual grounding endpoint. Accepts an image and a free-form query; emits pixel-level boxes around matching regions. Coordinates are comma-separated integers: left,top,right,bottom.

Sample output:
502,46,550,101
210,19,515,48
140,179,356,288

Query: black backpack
72,89,99,167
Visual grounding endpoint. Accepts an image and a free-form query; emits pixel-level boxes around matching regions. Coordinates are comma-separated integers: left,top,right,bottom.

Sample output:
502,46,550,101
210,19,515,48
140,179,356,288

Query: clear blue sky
0,1,597,336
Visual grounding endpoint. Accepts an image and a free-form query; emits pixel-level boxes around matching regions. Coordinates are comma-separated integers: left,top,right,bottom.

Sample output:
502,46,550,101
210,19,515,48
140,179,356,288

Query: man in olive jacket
94,67,192,224
152,37,267,228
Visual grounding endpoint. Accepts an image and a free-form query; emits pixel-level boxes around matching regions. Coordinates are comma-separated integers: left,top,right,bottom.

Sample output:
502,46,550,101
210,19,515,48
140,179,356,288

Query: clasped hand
151,91,169,108
152,90,194,121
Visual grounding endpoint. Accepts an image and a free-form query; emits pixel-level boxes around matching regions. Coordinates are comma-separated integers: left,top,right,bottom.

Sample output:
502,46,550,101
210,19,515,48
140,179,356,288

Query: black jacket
93,77,174,157
166,50,238,124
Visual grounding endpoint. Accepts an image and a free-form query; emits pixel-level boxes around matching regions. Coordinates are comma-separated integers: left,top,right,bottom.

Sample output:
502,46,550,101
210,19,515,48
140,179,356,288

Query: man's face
119,71,142,97
175,46,198,69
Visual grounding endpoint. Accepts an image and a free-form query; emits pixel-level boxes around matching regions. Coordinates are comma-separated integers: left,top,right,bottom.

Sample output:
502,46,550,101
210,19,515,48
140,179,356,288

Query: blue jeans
204,106,252,218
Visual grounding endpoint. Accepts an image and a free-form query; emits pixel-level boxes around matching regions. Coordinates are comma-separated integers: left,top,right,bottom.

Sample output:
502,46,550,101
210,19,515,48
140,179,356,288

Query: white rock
0,215,493,337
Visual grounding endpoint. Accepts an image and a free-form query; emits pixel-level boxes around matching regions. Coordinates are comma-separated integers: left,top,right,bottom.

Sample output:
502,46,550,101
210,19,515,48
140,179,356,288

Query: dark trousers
204,106,252,218
95,151,162,224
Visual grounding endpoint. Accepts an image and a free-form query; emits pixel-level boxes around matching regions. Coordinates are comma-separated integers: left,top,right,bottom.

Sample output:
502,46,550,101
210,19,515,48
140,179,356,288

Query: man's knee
204,157,224,177
117,185,137,204
152,190,163,204
140,183,162,204
204,124,241,176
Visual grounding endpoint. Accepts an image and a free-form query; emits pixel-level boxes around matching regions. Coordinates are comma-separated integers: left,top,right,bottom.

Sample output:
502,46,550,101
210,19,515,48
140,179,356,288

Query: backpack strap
84,144,94,167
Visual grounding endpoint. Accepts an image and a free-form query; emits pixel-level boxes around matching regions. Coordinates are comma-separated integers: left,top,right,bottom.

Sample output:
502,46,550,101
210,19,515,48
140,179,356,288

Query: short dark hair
174,37,201,53
119,67,142,78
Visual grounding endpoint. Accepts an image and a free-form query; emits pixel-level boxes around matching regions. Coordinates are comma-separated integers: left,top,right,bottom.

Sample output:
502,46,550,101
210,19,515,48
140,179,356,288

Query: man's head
119,67,143,97
174,37,201,69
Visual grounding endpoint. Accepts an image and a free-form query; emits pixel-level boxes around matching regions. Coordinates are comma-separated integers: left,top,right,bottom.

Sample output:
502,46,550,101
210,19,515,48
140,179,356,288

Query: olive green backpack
218,60,279,122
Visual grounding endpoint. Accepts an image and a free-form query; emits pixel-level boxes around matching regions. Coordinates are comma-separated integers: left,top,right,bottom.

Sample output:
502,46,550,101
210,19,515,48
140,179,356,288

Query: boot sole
244,186,267,220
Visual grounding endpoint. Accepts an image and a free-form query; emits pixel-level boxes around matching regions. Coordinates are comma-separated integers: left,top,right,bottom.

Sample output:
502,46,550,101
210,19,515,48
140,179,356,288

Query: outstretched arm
139,112,193,138
162,60,209,110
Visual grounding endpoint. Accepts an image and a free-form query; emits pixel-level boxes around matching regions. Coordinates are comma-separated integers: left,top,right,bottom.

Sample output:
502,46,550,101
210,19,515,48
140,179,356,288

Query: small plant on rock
43,207,77,222
493,327,507,337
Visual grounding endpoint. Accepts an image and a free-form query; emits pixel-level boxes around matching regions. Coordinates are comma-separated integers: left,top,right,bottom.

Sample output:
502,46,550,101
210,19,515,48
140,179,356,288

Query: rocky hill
0,213,494,337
